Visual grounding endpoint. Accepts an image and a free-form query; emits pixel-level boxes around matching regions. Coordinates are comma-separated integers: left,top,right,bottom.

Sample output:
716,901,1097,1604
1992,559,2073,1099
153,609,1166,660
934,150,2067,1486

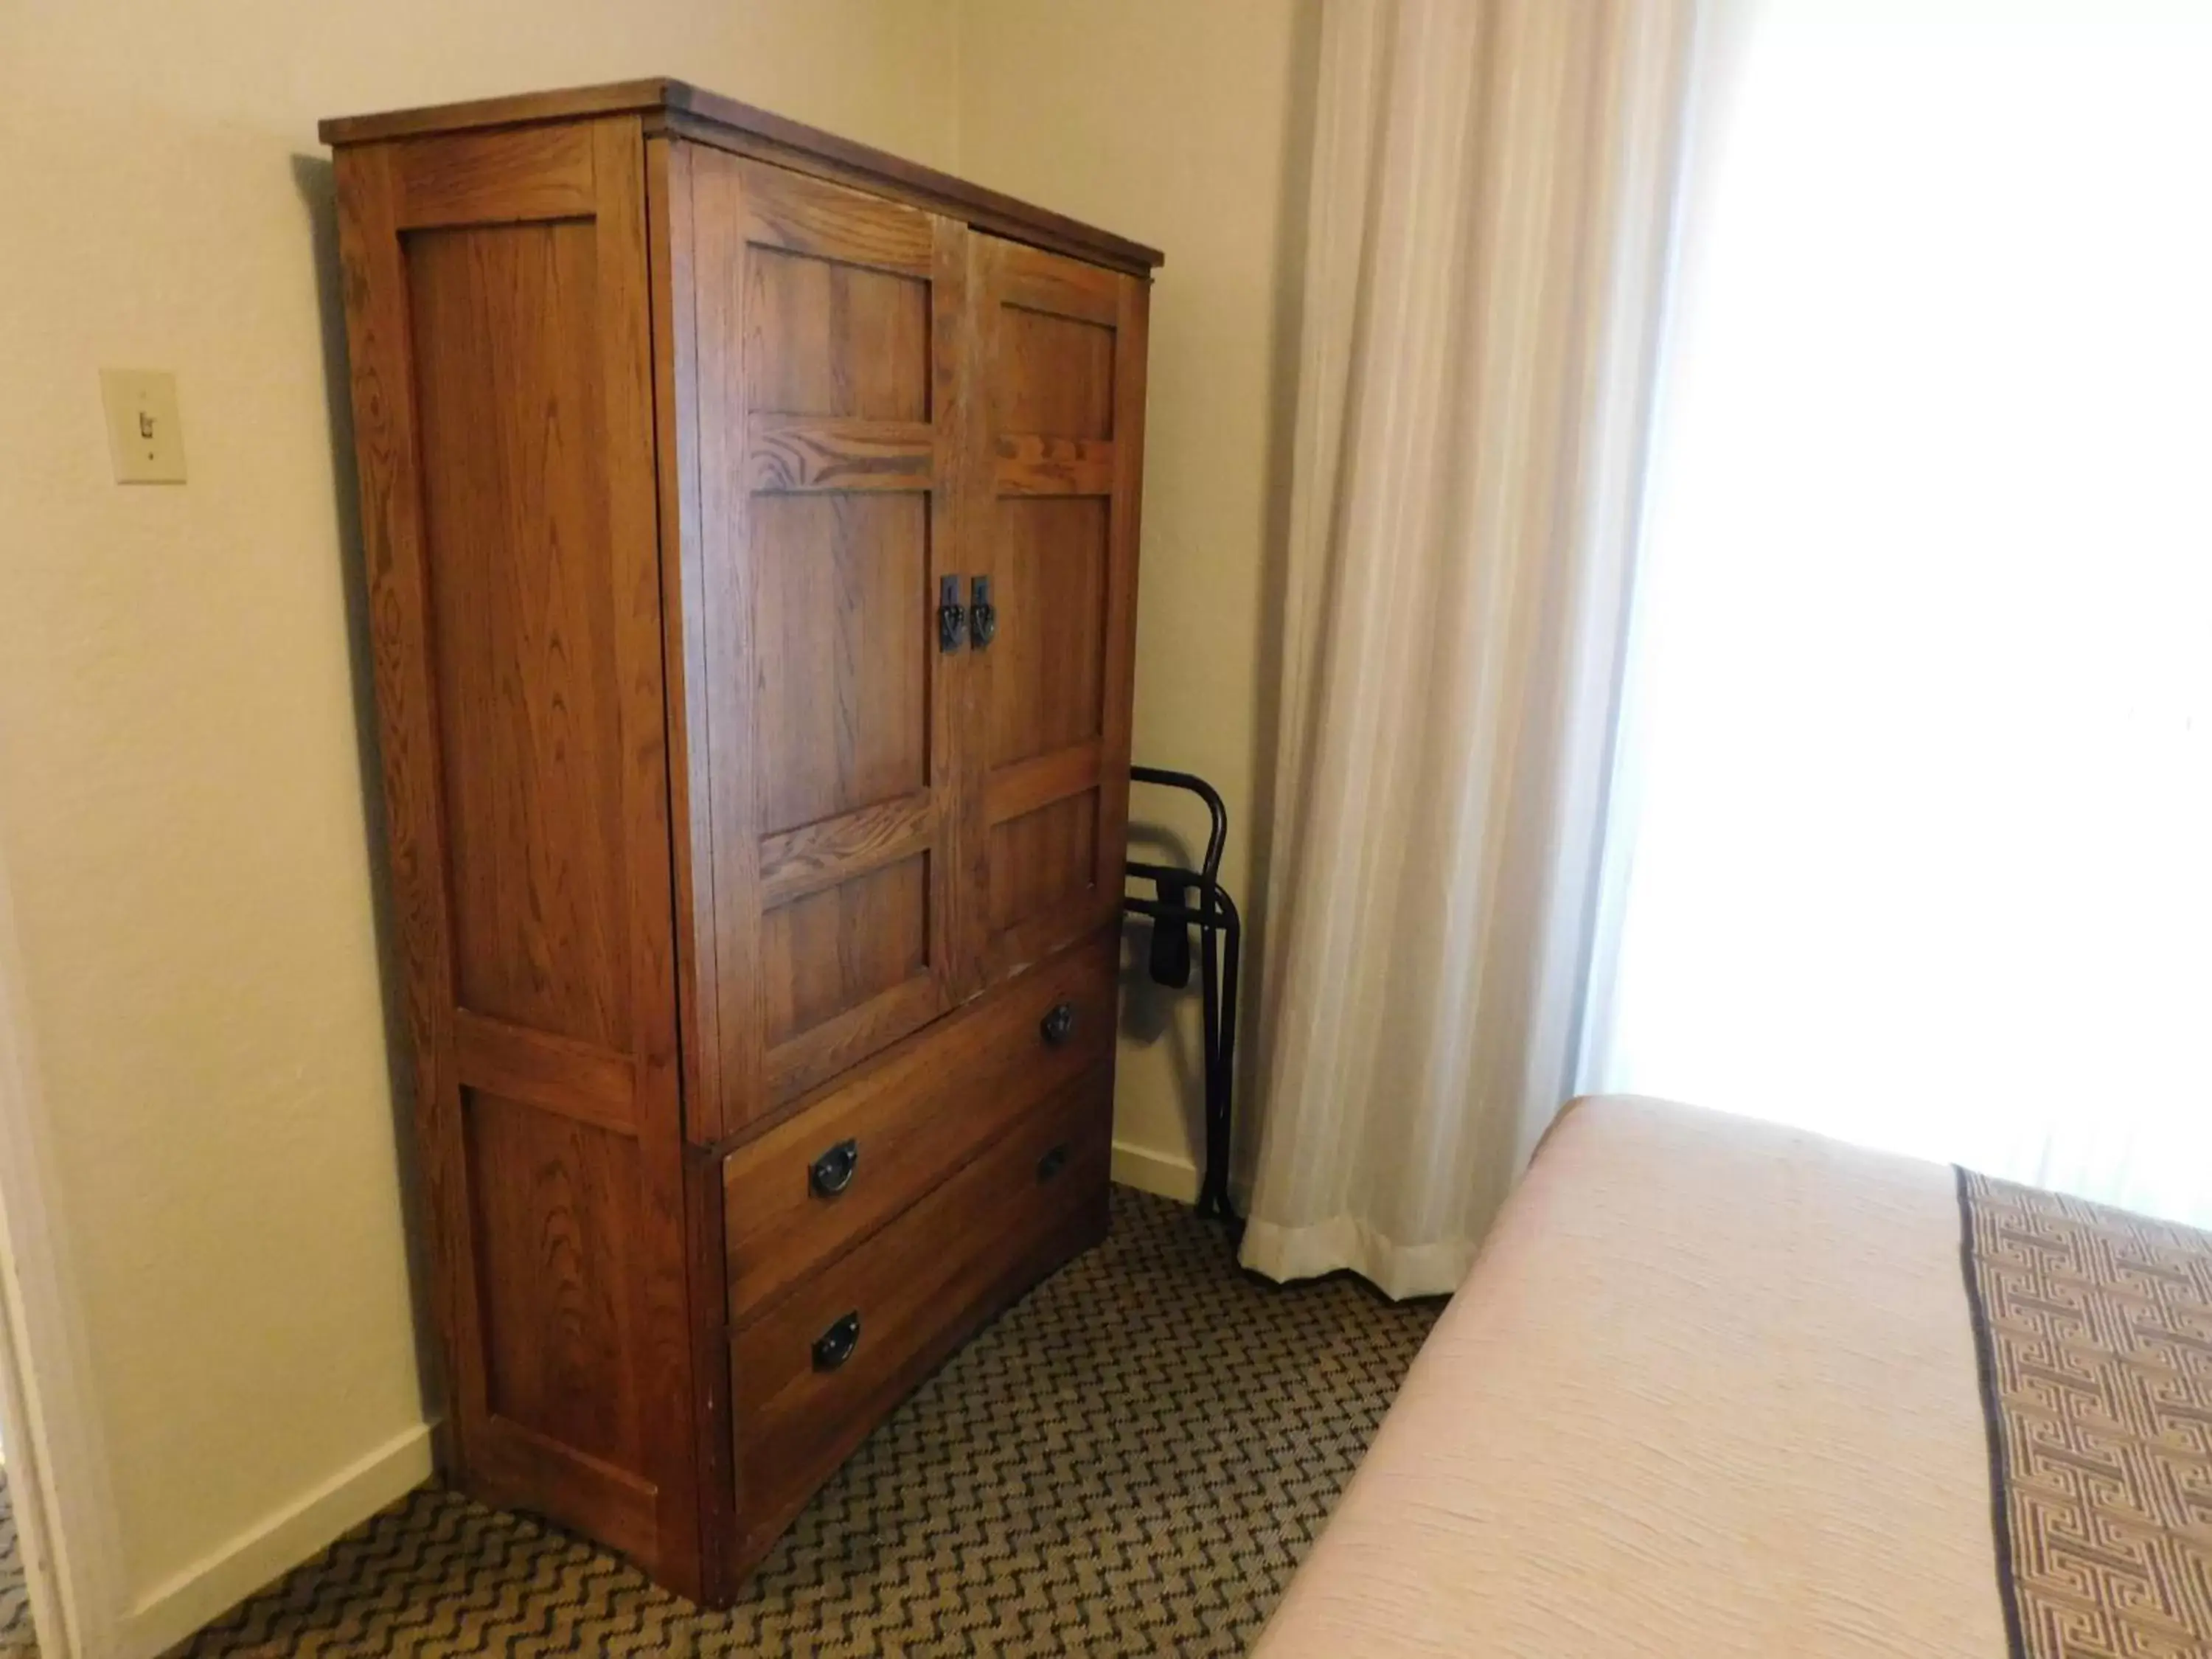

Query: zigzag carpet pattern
0,1474,35,1657
1961,1171,2212,1659
178,1188,1439,1656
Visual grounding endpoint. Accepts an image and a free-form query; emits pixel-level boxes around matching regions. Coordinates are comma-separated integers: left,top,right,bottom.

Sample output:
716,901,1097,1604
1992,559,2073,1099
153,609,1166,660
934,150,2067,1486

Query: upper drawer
723,929,1116,1324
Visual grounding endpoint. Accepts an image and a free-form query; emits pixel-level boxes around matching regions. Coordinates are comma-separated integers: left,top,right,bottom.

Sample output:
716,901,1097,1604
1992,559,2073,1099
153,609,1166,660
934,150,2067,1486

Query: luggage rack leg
1124,767,1242,1229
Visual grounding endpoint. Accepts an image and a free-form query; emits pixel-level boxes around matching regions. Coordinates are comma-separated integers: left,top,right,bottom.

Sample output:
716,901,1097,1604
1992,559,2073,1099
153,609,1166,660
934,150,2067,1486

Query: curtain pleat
1240,0,1697,1297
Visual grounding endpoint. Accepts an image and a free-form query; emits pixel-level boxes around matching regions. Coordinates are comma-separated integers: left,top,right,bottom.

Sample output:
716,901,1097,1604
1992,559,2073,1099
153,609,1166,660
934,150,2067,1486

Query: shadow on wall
290,150,446,1432
1116,0,1324,1211
1116,821,1206,1176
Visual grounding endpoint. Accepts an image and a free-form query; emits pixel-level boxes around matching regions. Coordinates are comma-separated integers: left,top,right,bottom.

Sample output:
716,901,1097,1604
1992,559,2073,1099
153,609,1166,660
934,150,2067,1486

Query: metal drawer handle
1037,1142,1071,1183
1040,1001,1077,1047
813,1311,861,1372
809,1138,859,1198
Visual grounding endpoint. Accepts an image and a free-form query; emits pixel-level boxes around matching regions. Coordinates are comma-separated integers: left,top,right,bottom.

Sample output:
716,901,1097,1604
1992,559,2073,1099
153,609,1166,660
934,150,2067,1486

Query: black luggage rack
1121,767,1242,1228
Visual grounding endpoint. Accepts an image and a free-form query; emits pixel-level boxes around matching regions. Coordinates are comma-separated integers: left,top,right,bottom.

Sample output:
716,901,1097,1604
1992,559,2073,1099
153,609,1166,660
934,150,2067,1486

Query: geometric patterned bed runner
1958,1169,2212,1659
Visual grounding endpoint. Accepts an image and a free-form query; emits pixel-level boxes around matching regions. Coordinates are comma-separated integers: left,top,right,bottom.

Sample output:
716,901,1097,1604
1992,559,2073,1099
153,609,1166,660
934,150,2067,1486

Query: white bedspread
1251,1095,2008,1658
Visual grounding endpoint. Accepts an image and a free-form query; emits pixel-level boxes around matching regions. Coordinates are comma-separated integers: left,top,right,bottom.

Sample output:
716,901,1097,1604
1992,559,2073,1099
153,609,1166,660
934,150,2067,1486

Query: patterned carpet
0,1473,35,1658
178,1188,1441,1656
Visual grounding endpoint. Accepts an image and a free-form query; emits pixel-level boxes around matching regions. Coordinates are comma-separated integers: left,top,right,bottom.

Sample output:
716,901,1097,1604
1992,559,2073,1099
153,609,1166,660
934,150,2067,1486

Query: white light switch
100,369,187,484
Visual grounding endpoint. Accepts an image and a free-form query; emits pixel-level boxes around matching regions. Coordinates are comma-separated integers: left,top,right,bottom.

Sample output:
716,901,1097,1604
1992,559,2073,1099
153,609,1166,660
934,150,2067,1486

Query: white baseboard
1110,1138,1200,1204
119,1421,433,1658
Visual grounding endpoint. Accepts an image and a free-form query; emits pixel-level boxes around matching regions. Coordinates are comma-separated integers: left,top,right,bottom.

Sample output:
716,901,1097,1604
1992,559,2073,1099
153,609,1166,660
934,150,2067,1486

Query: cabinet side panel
465,1091,643,1464
333,141,485,1481
338,117,703,1594
410,220,633,1050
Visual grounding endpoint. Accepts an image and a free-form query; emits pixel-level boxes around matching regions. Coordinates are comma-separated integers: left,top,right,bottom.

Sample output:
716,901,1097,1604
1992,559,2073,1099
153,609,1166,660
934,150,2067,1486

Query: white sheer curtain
1239,0,1695,1297
1584,0,2212,1227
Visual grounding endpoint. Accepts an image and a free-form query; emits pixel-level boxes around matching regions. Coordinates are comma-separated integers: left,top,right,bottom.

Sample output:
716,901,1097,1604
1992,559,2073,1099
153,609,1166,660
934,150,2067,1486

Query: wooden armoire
320,79,1159,1603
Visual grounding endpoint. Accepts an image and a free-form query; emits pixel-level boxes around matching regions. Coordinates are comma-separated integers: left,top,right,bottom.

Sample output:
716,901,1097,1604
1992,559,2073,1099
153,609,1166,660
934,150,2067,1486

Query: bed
1250,1094,2212,1658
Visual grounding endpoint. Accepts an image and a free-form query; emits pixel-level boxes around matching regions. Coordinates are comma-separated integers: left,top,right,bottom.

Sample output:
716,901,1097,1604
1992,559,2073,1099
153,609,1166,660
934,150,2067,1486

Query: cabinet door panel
762,852,931,1046
989,497,1107,770
995,305,1114,437
748,246,931,419
990,793,1099,935
684,152,969,1128
752,492,931,833
961,238,1149,982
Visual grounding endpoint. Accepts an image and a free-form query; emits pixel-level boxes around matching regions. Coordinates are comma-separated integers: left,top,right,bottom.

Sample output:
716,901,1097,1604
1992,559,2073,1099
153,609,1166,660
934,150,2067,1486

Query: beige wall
959,0,1316,1199
0,4,957,1651
0,1,1310,1648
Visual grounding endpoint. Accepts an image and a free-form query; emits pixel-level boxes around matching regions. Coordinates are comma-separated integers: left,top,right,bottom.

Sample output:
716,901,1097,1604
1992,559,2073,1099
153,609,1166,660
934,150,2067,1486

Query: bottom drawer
729,1062,1112,1564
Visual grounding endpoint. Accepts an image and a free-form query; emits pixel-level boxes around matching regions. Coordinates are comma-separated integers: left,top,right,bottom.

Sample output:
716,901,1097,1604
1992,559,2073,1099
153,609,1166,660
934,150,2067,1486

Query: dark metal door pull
808,1138,858,1197
813,1311,861,1371
938,574,967,652
970,575,997,647
1040,1001,1076,1046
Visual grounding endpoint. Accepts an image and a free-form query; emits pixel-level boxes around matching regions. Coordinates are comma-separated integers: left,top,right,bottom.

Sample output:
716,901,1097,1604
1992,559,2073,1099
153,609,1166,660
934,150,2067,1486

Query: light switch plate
100,369,187,484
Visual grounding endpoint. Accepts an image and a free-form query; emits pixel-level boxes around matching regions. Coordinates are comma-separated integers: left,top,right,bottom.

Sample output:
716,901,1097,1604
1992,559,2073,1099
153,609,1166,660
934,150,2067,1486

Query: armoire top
319,77,1166,277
